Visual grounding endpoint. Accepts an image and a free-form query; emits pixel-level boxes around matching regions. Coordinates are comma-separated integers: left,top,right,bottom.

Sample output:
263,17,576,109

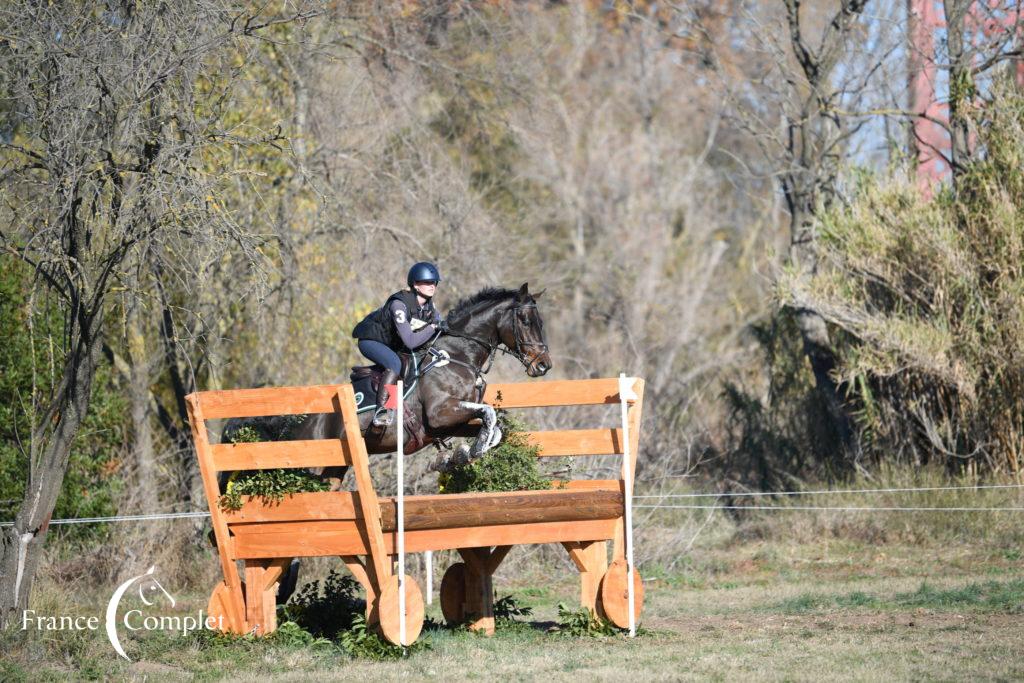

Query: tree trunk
0,313,103,628
127,298,157,514
943,0,973,183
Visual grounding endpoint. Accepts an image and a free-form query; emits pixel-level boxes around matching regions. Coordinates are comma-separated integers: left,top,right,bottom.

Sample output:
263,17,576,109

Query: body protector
352,289,438,351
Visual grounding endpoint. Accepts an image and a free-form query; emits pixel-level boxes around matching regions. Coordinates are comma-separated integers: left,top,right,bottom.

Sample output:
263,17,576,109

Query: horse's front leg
426,398,502,472
457,401,504,458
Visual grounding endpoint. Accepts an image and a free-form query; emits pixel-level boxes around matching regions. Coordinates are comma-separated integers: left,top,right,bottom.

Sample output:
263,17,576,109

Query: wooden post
186,394,246,633
336,387,391,591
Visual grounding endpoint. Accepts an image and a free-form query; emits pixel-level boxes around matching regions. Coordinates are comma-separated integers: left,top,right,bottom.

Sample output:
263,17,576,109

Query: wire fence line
2,483,1022,528
632,483,1024,499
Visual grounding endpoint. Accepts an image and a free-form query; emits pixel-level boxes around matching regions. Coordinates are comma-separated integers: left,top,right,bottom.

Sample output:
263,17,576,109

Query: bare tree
0,0,303,626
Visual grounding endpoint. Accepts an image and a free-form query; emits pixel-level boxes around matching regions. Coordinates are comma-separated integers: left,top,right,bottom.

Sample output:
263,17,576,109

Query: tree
0,0,302,627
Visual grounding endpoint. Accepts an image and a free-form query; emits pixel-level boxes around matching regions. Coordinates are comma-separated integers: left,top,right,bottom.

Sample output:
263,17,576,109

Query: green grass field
3,536,1023,682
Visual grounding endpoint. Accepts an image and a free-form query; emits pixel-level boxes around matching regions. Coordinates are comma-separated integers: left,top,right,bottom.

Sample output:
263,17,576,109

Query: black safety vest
352,289,437,350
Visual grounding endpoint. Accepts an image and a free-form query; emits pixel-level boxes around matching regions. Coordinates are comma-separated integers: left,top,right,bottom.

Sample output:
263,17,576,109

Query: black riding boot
372,368,400,427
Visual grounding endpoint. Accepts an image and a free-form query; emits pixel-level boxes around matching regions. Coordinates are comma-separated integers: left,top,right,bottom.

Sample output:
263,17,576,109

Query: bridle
428,302,548,381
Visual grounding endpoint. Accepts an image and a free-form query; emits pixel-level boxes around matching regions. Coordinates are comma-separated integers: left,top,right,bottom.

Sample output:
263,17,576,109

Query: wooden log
377,489,623,531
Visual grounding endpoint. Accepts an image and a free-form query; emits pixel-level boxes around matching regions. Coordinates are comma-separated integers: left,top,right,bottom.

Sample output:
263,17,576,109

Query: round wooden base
378,574,425,646
439,562,467,624
207,581,239,634
599,559,644,629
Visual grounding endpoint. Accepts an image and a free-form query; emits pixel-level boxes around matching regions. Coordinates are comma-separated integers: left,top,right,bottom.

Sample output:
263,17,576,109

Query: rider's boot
372,368,399,427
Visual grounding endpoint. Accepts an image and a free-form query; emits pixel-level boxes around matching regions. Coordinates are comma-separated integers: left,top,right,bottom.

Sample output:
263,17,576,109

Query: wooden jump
186,376,645,645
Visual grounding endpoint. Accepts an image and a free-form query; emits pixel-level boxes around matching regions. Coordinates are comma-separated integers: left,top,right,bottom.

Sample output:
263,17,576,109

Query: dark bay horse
292,282,552,475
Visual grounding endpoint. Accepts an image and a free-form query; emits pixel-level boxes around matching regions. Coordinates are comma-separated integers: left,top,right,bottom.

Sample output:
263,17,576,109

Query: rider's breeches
357,339,402,374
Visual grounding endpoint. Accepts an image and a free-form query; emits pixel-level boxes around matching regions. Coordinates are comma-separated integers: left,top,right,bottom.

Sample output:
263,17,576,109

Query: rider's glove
437,319,449,334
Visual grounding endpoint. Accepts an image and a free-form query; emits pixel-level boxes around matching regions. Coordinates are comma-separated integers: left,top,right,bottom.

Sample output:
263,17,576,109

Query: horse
217,283,551,601
293,282,552,476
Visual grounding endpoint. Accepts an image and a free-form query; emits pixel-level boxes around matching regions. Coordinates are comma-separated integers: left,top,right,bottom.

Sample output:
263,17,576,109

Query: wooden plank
231,518,620,559
526,428,624,457
223,492,359,524
377,489,623,530
337,386,392,587
188,385,345,420
210,439,352,472
186,395,246,632
245,561,269,635
561,479,622,491
482,378,624,408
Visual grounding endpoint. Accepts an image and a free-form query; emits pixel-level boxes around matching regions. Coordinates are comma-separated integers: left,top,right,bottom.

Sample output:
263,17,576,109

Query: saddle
348,352,422,417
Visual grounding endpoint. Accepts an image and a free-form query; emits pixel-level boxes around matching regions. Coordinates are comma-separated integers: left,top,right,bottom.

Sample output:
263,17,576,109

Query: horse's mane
445,287,519,325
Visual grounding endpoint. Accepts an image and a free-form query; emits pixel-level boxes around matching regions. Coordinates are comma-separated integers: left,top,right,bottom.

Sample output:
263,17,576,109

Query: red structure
908,0,1024,189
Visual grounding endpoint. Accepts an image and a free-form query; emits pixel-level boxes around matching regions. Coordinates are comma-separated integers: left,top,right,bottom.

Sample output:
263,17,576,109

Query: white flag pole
425,550,433,605
396,380,406,646
618,373,637,637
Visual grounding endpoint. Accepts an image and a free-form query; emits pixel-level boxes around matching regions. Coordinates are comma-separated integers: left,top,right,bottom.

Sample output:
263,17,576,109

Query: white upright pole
425,550,433,605
396,380,406,646
618,373,636,638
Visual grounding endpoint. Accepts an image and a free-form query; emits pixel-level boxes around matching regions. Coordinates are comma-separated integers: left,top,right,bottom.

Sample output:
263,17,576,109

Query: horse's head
499,283,552,377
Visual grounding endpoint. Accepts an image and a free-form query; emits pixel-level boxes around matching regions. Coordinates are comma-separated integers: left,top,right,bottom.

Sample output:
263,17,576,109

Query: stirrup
371,407,393,427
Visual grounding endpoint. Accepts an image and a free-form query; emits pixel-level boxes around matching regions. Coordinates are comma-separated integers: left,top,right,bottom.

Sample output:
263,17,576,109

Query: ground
2,538,1021,681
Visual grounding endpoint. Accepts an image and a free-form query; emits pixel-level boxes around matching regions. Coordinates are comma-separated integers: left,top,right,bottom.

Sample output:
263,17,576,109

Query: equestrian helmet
407,262,441,287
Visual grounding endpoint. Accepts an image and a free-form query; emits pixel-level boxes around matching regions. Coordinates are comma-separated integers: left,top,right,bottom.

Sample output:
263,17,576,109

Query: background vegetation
1,0,1023,675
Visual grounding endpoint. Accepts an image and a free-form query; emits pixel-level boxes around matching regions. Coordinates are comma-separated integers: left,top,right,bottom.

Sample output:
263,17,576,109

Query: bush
776,83,1024,474
440,412,555,494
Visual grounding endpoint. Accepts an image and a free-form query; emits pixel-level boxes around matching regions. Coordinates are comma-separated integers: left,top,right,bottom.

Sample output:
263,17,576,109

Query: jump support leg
563,540,608,615
458,546,511,635
241,558,291,635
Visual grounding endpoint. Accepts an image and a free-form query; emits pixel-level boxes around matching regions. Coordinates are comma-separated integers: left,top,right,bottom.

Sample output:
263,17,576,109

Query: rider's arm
389,300,436,350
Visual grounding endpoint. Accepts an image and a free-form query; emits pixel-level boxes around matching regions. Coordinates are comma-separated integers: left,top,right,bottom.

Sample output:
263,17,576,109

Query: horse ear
533,288,546,299
517,283,529,300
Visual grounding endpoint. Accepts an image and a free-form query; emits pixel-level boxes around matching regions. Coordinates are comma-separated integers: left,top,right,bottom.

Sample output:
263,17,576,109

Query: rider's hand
438,319,449,333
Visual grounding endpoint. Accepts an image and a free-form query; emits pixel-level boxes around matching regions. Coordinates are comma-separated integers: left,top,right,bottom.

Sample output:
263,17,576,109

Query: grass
4,540,1024,681
6,465,1023,680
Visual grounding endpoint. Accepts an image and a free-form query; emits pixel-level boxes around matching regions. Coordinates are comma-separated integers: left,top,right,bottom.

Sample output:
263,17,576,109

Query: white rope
618,373,637,638
396,379,406,647
0,511,209,527
632,483,1024,499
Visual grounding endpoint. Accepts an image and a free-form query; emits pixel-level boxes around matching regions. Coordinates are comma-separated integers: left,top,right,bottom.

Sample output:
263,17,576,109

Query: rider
352,262,443,426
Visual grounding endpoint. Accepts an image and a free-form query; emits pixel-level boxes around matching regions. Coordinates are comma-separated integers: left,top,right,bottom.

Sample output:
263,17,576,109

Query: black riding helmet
407,262,441,288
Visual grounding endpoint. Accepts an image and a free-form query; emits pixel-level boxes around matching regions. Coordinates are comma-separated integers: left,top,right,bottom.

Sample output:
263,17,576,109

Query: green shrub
440,412,555,493
217,424,330,511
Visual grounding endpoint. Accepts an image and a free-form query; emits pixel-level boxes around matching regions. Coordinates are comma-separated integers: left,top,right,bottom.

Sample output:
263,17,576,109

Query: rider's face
413,280,437,298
